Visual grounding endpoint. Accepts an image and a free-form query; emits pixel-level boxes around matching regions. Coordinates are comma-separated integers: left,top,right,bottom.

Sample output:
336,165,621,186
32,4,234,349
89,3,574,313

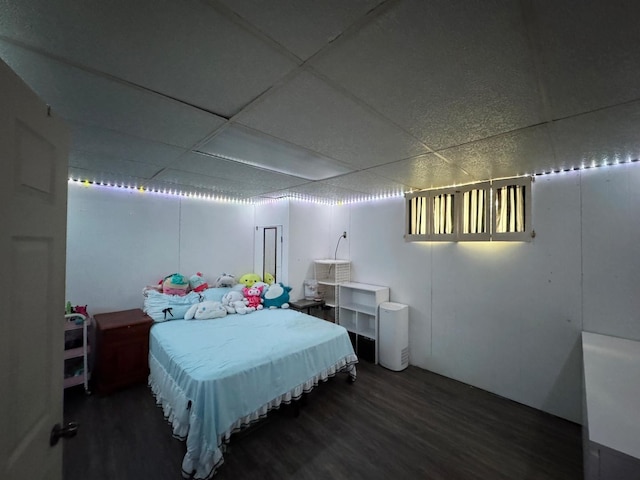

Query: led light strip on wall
68,157,639,206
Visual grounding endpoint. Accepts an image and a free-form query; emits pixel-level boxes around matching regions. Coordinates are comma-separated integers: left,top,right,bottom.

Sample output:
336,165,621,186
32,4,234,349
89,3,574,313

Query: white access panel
379,302,409,371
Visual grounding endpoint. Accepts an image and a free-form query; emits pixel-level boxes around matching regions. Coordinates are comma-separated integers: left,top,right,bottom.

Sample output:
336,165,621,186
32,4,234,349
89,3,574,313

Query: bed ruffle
149,352,358,479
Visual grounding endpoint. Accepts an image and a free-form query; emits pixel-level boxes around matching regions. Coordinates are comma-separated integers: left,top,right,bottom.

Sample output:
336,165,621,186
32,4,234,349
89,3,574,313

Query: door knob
50,422,79,446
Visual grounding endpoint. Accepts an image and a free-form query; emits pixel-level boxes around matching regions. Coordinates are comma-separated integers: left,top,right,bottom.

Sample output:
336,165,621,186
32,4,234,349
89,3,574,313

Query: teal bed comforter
148,308,357,479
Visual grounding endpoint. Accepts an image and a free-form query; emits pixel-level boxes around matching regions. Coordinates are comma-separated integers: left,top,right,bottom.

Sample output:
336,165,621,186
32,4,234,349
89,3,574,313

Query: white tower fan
378,302,409,371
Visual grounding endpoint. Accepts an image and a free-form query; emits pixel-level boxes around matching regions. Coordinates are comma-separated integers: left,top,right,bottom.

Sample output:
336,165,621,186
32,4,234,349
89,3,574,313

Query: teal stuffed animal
262,283,292,309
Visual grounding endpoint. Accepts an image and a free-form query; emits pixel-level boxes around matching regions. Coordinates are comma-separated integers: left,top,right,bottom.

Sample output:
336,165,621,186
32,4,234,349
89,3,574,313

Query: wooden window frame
491,177,532,242
405,177,533,242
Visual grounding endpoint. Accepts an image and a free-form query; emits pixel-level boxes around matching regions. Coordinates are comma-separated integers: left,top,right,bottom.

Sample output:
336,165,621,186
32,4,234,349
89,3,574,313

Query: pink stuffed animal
243,285,264,311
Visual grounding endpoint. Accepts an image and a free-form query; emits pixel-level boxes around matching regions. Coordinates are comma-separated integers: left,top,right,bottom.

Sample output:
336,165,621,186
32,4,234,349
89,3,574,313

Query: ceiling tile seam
0,35,230,121
322,179,408,197
303,65,477,176
202,0,304,65
519,0,554,125
153,157,312,188
70,147,185,167
302,0,403,67
193,123,354,168
191,0,402,151
183,67,313,154
63,119,195,152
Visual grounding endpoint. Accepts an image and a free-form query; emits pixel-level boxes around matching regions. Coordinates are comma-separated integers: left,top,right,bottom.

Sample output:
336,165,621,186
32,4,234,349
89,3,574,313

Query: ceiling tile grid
530,0,640,120
235,69,430,169
198,123,352,180
0,0,298,117
170,151,310,191
0,41,226,148
310,0,545,151
216,0,384,61
437,125,556,180
2,0,639,203
70,122,187,168
154,169,284,199
368,153,475,190
549,101,640,169
68,151,163,179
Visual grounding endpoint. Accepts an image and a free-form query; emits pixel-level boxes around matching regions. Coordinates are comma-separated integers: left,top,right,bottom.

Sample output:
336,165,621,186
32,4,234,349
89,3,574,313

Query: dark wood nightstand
94,309,153,394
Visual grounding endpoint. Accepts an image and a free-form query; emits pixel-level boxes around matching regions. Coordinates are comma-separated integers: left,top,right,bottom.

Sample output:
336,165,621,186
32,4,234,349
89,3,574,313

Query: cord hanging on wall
328,232,347,275
334,231,347,260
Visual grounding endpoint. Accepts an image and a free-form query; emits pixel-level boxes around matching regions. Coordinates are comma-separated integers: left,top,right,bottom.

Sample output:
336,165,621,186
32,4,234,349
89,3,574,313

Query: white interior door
0,59,70,479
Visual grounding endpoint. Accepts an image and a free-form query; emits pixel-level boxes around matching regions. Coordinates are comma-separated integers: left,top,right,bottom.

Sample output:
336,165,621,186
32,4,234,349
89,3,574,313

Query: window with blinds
405,177,532,242
491,177,531,241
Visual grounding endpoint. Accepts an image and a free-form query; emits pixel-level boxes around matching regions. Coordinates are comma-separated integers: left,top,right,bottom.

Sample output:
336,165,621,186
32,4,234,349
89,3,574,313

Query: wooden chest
94,308,153,394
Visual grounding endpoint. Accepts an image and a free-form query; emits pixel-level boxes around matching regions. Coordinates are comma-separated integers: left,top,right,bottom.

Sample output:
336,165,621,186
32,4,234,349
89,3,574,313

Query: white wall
329,164,640,424
65,162,640,424
66,184,254,314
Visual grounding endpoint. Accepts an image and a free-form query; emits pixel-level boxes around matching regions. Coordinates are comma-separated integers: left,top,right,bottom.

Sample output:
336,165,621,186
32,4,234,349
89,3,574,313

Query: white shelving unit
314,260,350,314
64,313,91,394
338,282,389,364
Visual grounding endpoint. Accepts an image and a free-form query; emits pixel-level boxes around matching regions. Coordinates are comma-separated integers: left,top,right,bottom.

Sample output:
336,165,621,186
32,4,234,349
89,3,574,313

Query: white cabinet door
0,59,70,480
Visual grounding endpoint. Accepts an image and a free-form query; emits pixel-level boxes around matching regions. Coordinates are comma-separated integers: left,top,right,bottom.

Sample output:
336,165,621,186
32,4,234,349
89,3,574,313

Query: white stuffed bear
184,301,227,320
221,290,250,315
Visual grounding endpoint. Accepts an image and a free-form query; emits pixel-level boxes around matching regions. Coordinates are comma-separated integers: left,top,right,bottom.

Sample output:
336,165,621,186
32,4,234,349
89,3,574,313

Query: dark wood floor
63,361,583,480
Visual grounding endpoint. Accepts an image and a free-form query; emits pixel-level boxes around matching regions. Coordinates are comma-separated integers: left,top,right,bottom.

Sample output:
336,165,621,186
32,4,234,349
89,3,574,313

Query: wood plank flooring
63,361,583,479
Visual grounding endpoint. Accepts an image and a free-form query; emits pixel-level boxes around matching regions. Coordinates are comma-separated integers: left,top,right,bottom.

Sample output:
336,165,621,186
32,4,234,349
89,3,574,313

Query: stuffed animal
189,272,209,293
184,301,227,320
162,273,190,296
238,273,261,288
214,273,237,288
262,283,291,309
243,285,264,311
221,290,250,315
263,272,275,285
73,305,89,318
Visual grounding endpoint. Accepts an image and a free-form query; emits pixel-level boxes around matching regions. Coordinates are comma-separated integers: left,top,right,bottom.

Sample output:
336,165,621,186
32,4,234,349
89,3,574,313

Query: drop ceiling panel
369,153,475,190
217,0,383,60
70,122,186,168
311,0,543,151
0,0,297,116
324,170,409,196
68,151,162,179
286,181,366,203
0,41,225,148
550,102,640,169
173,152,309,190
67,167,165,190
154,169,279,198
199,123,352,180
438,125,556,179
532,1,640,119
236,70,429,168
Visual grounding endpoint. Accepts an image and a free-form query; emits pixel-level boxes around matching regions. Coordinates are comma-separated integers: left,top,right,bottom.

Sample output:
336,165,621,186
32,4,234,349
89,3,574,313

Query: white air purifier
378,302,409,371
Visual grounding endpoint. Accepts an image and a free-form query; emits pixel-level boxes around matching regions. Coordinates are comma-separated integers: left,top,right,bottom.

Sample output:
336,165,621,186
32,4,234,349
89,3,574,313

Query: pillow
143,290,200,322
200,287,232,303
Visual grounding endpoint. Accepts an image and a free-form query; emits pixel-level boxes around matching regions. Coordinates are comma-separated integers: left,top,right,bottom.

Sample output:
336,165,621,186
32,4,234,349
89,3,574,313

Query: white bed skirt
148,352,358,479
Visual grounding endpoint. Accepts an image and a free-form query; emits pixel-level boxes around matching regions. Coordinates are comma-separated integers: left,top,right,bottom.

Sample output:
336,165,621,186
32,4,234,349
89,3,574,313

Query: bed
148,307,358,479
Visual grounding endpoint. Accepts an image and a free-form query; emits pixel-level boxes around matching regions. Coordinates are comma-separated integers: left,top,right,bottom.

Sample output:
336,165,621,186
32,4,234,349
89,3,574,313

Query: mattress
148,308,358,479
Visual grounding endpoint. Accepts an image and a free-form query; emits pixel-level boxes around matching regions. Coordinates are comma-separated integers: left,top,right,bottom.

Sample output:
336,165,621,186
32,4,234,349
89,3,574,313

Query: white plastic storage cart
64,313,91,394
378,302,409,371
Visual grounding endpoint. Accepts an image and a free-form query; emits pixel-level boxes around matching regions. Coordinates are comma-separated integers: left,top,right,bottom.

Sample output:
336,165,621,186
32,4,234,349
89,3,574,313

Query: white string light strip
67,157,638,206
